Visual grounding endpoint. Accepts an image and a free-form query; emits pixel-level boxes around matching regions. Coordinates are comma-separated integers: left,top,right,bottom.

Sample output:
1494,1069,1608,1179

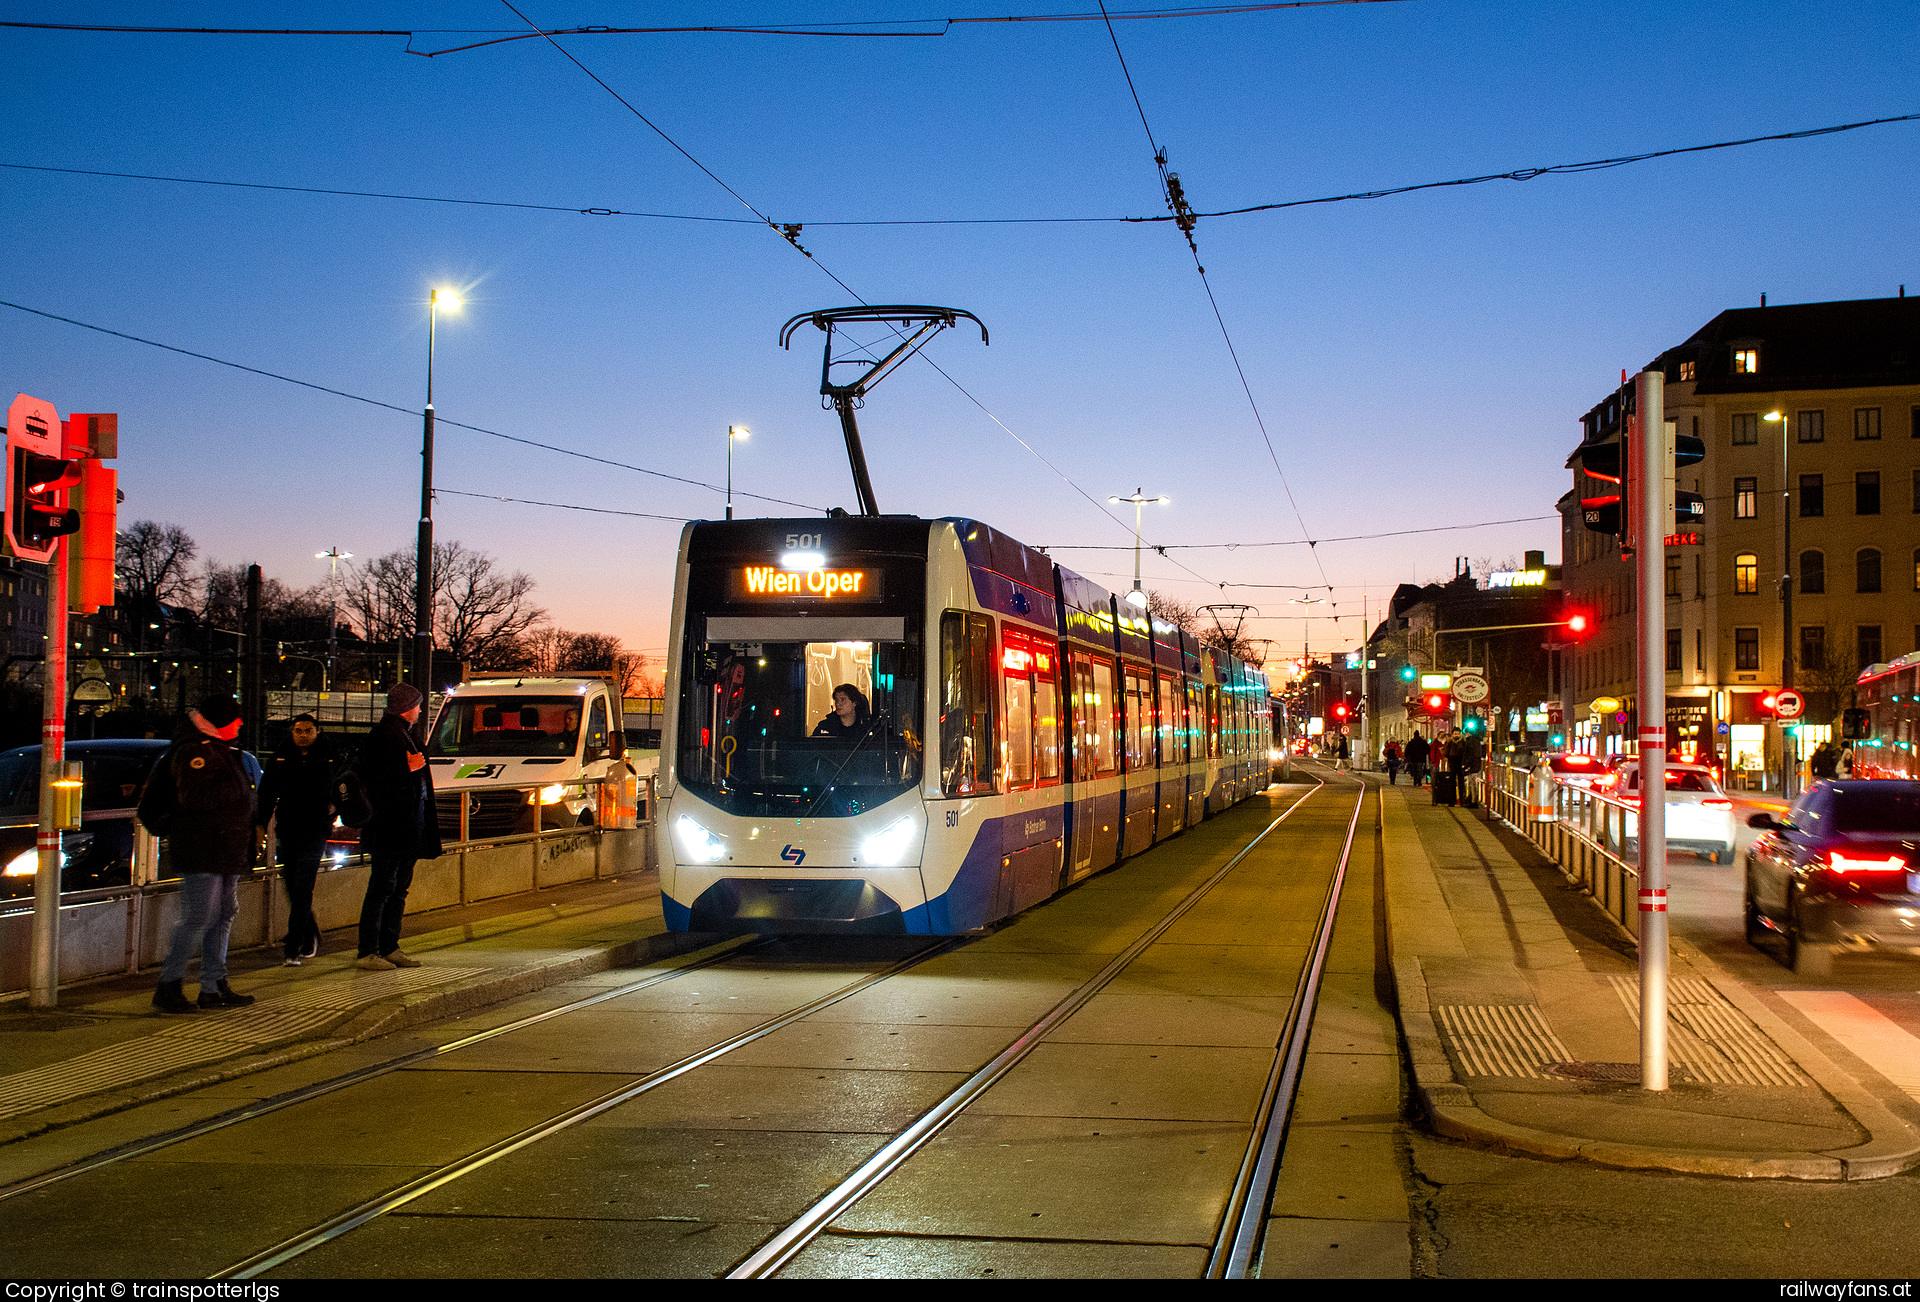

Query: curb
1382,788,1920,1182
0,927,715,1147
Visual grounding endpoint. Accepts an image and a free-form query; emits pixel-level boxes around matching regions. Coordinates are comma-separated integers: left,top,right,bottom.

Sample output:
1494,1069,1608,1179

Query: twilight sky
4,0,1916,667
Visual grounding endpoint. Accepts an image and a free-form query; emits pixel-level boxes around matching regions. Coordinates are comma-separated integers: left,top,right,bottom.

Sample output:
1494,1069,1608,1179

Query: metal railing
0,776,656,996
1478,763,1644,939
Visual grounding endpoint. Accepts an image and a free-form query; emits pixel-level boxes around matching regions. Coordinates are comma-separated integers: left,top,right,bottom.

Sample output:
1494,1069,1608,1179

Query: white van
426,675,638,839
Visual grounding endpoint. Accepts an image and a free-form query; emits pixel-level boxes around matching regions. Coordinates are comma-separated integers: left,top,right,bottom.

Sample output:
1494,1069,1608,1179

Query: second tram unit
657,516,1276,935
1852,650,1920,780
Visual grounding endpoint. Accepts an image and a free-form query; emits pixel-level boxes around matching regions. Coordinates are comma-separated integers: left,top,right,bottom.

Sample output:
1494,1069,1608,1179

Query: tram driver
812,683,873,741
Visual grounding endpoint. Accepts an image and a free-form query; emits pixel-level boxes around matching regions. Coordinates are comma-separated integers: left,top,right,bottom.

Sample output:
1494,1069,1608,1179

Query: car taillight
1819,852,1908,874
1700,798,1732,810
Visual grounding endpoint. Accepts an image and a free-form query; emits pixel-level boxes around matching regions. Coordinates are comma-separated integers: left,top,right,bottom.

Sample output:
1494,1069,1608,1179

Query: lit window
1733,349,1758,374
1734,477,1757,518
1679,360,1696,382
1734,554,1758,594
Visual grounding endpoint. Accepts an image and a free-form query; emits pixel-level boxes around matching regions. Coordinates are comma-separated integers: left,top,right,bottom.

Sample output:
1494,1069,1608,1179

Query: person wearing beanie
353,682,442,970
151,696,258,1013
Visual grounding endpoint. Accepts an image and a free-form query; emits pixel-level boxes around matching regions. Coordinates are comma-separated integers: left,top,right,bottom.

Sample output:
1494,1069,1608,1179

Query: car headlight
537,784,567,805
860,815,922,867
674,815,728,864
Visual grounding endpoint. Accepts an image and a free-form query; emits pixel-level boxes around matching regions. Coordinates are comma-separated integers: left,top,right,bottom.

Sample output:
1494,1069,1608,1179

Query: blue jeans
161,873,240,986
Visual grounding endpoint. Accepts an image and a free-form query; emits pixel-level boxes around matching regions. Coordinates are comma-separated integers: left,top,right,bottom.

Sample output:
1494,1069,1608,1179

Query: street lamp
316,547,351,690
1765,408,1793,796
416,289,461,719
1107,488,1169,609
1290,595,1322,665
727,425,749,520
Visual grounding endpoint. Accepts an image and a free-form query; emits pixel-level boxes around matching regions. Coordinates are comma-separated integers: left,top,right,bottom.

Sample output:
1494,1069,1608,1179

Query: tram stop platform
1379,775,1920,1180
0,870,694,1161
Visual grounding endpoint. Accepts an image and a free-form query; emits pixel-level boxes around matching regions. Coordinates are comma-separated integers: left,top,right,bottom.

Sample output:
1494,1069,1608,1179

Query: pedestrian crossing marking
1778,990,1920,1103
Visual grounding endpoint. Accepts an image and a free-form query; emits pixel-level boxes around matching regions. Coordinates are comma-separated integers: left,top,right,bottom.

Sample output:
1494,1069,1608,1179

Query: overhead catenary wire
1094,2,1333,597
507,4,1222,589
10,112,1911,230
0,298,824,512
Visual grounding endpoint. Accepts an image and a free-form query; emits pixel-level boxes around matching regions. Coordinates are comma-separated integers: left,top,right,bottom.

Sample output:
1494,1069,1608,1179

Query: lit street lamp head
431,289,463,311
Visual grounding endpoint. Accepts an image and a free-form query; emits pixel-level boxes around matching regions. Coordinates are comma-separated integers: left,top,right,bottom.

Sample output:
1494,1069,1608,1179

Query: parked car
1610,761,1737,864
1744,780,1920,976
0,740,171,900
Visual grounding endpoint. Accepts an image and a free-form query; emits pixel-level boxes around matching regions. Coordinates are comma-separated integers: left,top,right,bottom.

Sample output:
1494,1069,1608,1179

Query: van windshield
430,696,584,758
678,637,921,816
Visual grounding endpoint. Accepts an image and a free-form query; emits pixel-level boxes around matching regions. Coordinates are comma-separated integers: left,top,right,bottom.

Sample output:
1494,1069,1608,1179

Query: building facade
1560,294,1920,786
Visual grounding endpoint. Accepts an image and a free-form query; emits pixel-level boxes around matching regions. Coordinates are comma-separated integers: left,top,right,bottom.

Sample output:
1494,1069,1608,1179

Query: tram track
0,774,1357,1281
731,767,1368,1279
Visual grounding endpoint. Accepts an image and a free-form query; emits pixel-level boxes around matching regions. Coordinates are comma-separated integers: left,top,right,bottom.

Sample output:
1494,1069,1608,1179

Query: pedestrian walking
1406,733,1430,787
1335,734,1351,771
255,713,339,966
149,697,258,1013
355,683,442,971
1383,740,1402,785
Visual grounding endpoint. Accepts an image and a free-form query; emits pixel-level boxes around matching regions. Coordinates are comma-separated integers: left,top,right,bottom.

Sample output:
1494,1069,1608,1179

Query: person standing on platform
1406,732,1430,788
255,713,339,966
355,683,442,971
1383,740,1402,785
151,697,258,1013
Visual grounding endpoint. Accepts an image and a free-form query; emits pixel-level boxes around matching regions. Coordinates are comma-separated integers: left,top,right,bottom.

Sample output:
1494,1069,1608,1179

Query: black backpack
332,768,374,829
135,746,179,837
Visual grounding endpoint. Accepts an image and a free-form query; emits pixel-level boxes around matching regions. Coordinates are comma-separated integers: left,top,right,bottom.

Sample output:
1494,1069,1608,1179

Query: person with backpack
255,713,339,966
1383,740,1402,785
147,697,258,1014
1405,733,1430,788
354,683,443,970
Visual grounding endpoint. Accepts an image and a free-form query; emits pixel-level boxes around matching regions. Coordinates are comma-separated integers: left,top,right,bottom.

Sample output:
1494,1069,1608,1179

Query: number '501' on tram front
659,516,1273,935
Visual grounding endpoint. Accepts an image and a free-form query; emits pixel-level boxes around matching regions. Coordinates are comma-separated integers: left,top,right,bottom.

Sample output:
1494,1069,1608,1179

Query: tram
657,516,1275,935
1851,650,1920,780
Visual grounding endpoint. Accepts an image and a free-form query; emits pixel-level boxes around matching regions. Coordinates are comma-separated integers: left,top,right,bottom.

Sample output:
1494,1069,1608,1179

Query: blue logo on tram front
781,844,806,866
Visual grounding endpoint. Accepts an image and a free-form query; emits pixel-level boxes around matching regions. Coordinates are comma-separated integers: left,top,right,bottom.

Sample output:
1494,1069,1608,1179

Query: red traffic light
1758,693,1777,717
1566,614,1588,632
1333,703,1349,719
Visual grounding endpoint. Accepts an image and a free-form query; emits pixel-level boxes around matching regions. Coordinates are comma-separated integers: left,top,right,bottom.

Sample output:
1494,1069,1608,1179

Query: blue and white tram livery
657,516,1273,935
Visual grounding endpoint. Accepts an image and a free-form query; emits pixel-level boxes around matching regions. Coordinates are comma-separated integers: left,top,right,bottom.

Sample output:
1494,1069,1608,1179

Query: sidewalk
1379,779,1920,1180
0,871,699,1147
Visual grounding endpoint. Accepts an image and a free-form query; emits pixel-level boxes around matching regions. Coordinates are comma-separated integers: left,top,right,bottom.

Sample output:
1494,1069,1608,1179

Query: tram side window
940,611,996,796
1186,681,1203,762
1157,674,1178,764
1207,685,1221,759
1000,628,1060,789
1123,668,1150,771
1091,657,1119,773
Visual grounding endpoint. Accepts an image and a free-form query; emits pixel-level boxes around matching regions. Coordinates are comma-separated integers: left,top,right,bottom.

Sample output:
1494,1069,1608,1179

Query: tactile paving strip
1434,1004,1573,1079
1608,975,1810,1087
0,965,485,1121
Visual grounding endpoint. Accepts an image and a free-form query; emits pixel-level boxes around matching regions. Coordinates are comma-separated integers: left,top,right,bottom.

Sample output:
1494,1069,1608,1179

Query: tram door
1158,673,1185,834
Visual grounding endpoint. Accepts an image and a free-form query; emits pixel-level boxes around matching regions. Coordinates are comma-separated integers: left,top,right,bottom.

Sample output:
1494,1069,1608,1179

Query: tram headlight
860,814,921,867
674,815,728,864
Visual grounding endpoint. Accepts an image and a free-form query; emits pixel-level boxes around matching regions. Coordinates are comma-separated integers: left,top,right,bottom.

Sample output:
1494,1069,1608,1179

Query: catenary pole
1633,369,1669,1090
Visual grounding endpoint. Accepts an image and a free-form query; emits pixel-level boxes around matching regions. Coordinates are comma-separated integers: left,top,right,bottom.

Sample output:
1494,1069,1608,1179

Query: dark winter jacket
169,729,256,875
255,734,341,842
1405,735,1430,768
359,713,443,861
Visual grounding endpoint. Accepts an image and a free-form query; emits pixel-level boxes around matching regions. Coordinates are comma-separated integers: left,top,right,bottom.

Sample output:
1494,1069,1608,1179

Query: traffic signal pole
31,536,68,1009
1631,369,1669,1091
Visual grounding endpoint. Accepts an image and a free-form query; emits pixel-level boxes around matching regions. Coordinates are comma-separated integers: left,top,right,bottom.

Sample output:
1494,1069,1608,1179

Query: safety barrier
1480,763,1645,940
0,775,657,996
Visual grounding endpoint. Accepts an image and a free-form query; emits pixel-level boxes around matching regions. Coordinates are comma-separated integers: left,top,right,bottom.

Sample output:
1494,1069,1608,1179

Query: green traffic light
1399,665,1416,681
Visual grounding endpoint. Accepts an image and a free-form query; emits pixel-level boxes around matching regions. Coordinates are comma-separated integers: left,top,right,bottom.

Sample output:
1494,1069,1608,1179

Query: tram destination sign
733,565,884,602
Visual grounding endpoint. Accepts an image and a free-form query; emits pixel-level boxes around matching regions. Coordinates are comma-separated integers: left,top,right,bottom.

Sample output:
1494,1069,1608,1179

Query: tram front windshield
680,638,922,814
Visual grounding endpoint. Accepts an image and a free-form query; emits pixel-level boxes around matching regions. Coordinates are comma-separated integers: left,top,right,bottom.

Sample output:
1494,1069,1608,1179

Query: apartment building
1560,293,1920,786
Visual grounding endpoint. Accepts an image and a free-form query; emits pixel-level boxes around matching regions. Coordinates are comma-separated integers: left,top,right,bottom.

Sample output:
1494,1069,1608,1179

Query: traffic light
1569,426,1625,537
1549,732,1566,747
1332,701,1349,721
5,393,79,562
1757,693,1778,718
1461,715,1484,735
1399,665,1416,682
1842,708,1869,740
1564,611,1595,641
1421,690,1453,717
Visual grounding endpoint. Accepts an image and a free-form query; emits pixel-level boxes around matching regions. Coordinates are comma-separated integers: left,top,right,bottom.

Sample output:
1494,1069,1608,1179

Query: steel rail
727,777,1327,1278
1207,769,1370,1277
216,936,963,1280
0,935,766,1203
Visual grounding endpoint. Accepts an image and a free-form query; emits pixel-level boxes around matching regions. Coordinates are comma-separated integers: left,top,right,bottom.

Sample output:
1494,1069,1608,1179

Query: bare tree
341,542,545,665
1147,590,1197,634
487,629,647,693
115,521,198,607
1797,634,1861,731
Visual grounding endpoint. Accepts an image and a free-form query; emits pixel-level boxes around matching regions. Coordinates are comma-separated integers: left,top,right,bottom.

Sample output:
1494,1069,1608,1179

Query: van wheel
1743,886,1768,947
